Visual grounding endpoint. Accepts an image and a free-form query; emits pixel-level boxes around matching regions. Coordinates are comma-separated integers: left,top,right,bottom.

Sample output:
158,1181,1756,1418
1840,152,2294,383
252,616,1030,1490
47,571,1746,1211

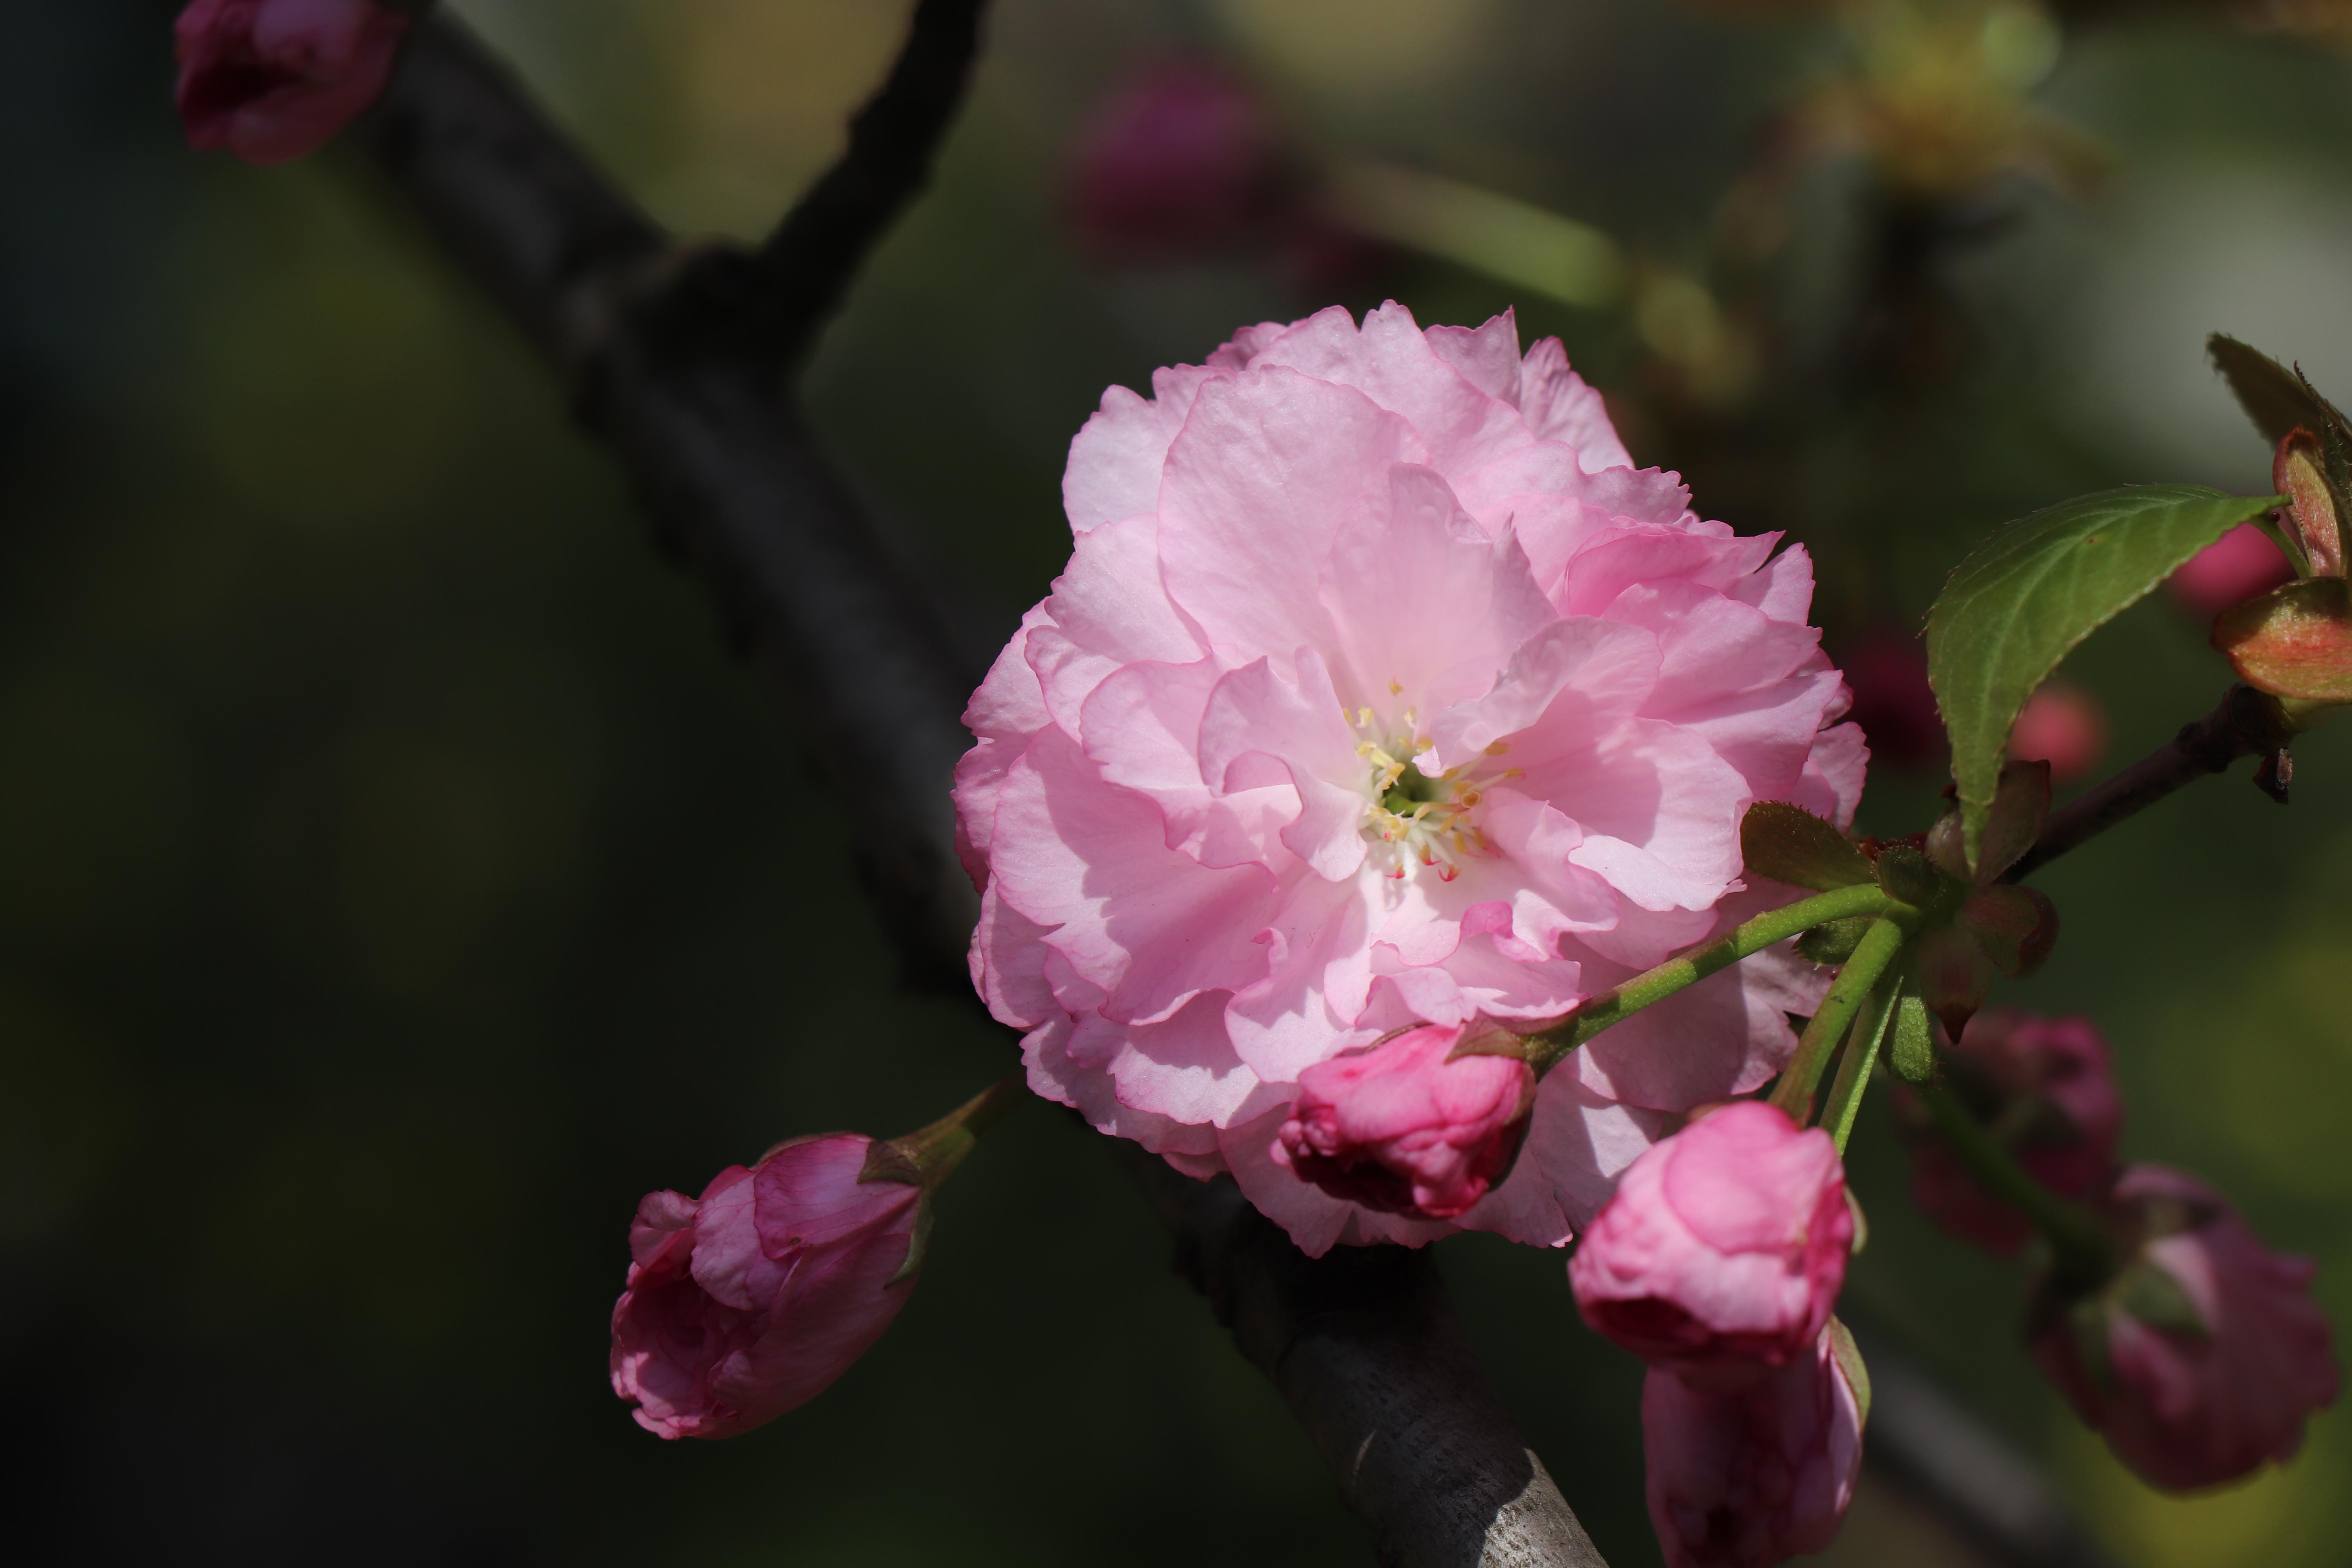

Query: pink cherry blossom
1270,1022,1535,1218
174,0,412,167
2007,683,2107,783
2168,523,2294,617
1570,1102,1852,1376
956,303,1866,1255
1642,1331,1863,1568
1065,58,1286,263
610,1135,923,1440
1899,1008,2122,1258
2033,1165,2338,1491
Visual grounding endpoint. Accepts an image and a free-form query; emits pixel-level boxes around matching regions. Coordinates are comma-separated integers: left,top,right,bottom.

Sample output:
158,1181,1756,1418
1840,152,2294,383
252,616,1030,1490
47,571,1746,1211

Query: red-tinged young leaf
1975,761,2051,886
1960,884,2059,978
2210,334,2352,450
2212,578,2352,703
1928,486,2282,870
1916,920,1996,1044
2275,429,2344,578
1740,800,1876,891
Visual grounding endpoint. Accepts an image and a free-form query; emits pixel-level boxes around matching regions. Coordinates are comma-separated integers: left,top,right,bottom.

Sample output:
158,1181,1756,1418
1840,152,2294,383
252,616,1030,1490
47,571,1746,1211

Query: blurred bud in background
1838,628,1944,772
2169,523,2296,616
1895,1008,2121,1257
2007,681,2106,783
1064,56,1292,265
2030,1164,2338,1491
174,0,414,166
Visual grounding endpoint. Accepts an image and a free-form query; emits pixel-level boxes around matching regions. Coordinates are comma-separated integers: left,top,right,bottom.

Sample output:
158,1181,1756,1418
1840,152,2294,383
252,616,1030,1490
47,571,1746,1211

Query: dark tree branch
1126,1150,1607,1568
347,11,1601,1563
2007,682,2294,884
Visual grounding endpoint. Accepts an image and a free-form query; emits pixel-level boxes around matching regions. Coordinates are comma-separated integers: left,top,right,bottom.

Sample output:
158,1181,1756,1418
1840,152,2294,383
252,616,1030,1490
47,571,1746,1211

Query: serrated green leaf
1927,486,2283,866
2211,334,2352,448
1740,801,1875,891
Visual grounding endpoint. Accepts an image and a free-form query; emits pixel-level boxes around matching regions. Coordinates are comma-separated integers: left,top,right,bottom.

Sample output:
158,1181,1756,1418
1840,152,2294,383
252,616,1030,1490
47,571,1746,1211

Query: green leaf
2210,334,2352,448
1740,801,1875,891
1927,486,2283,866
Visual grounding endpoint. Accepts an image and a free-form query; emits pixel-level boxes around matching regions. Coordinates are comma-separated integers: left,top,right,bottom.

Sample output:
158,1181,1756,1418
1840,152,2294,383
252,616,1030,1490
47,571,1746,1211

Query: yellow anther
1388,679,1404,696
1484,740,1511,756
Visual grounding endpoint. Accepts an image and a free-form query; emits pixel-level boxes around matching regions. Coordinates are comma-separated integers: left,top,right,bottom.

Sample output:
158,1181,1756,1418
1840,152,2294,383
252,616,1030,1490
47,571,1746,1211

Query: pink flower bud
2032,1165,2339,1492
2007,682,2106,783
2168,523,2294,617
610,1134,923,1439
1642,1330,1863,1568
1270,1022,1535,1219
1571,1102,1852,1376
1898,1009,2121,1257
1837,629,1943,772
174,0,413,167
1064,58,1287,263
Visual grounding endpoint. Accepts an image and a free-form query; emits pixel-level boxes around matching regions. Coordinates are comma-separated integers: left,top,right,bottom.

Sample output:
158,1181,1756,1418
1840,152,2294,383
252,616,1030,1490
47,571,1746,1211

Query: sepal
1742,801,1877,891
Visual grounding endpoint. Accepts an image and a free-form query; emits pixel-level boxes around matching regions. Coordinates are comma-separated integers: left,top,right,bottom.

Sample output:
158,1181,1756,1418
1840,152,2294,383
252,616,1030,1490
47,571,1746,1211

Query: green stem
1820,966,1904,1152
1768,917,1906,1122
1523,882,1896,1073
1916,1078,2114,1280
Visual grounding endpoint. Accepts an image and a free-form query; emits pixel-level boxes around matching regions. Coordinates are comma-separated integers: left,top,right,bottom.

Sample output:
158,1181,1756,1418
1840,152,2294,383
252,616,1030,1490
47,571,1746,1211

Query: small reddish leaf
1916,922,1995,1044
2274,428,2343,578
2212,578,2352,702
1961,884,2059,979
1975,761,2051,885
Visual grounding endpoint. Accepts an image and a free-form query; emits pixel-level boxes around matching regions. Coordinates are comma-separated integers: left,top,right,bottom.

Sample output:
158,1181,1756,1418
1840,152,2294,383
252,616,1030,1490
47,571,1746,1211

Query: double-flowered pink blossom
2032,1165,2338,1491
1571,1102,1852,1376
174,0,413,167
1642,1332,1864,1568
1900,1009,2121,1258
956,303,1865,1254
610,1135,923,1439
1271,1022,1534,1218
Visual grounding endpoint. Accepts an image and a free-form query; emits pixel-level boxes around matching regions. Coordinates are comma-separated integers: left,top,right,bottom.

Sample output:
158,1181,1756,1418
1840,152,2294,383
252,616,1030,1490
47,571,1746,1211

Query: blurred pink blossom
1837,628,1942,772
1571,1102,1852,1377
1271,1022,1534,1218
1899,1009,2121,1257
955,303,1866,1254
1064,58,1286,263
174,0,412,166
610,1136,922,1440
2007,683,2106,783
2033,1165,2338,1491
2168,524,2294,617
1642,1330,1863,1568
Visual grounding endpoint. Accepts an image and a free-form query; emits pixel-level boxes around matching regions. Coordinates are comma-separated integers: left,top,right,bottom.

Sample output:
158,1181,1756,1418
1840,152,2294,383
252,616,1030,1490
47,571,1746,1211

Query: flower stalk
1820,967,1907,1153
1769,916,1909,1122
1915,1076,2114,1283
1519,882,1899,1073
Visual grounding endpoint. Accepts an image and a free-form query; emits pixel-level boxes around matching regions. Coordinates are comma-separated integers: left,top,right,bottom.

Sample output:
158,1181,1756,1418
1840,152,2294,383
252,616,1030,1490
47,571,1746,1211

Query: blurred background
7,0,2352,1561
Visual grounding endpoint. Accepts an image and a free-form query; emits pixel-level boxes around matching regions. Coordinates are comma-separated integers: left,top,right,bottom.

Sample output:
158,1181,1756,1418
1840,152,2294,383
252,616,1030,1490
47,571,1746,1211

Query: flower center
1350,704,1516,883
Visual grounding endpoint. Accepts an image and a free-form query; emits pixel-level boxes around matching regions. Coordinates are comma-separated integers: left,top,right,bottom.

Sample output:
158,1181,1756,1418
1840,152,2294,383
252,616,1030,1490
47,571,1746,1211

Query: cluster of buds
1570,1103,1866,1566
1895,1011,2338,1490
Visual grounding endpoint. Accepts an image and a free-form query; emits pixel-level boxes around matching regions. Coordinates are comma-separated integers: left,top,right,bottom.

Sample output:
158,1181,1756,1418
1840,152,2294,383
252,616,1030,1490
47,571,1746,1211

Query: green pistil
1381,759,1443,815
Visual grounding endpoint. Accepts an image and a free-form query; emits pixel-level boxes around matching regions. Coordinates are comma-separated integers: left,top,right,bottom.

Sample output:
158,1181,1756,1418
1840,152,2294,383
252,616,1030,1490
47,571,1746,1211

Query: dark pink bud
1641,1330,1863,1568
174,0,413,167
1571,1102,1853,1377
1270,1022,1534,1219
610,1135,923,1439
2007,682,2107,784
1897,1009,2122,1258
1064,58,1287,263
1837,629,1943,772
2168,523,2294,617
2032,1165,2338,1491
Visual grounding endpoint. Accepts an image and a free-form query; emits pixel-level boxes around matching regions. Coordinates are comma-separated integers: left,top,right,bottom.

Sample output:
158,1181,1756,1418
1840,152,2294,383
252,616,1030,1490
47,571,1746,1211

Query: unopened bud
2274,427,2345,578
